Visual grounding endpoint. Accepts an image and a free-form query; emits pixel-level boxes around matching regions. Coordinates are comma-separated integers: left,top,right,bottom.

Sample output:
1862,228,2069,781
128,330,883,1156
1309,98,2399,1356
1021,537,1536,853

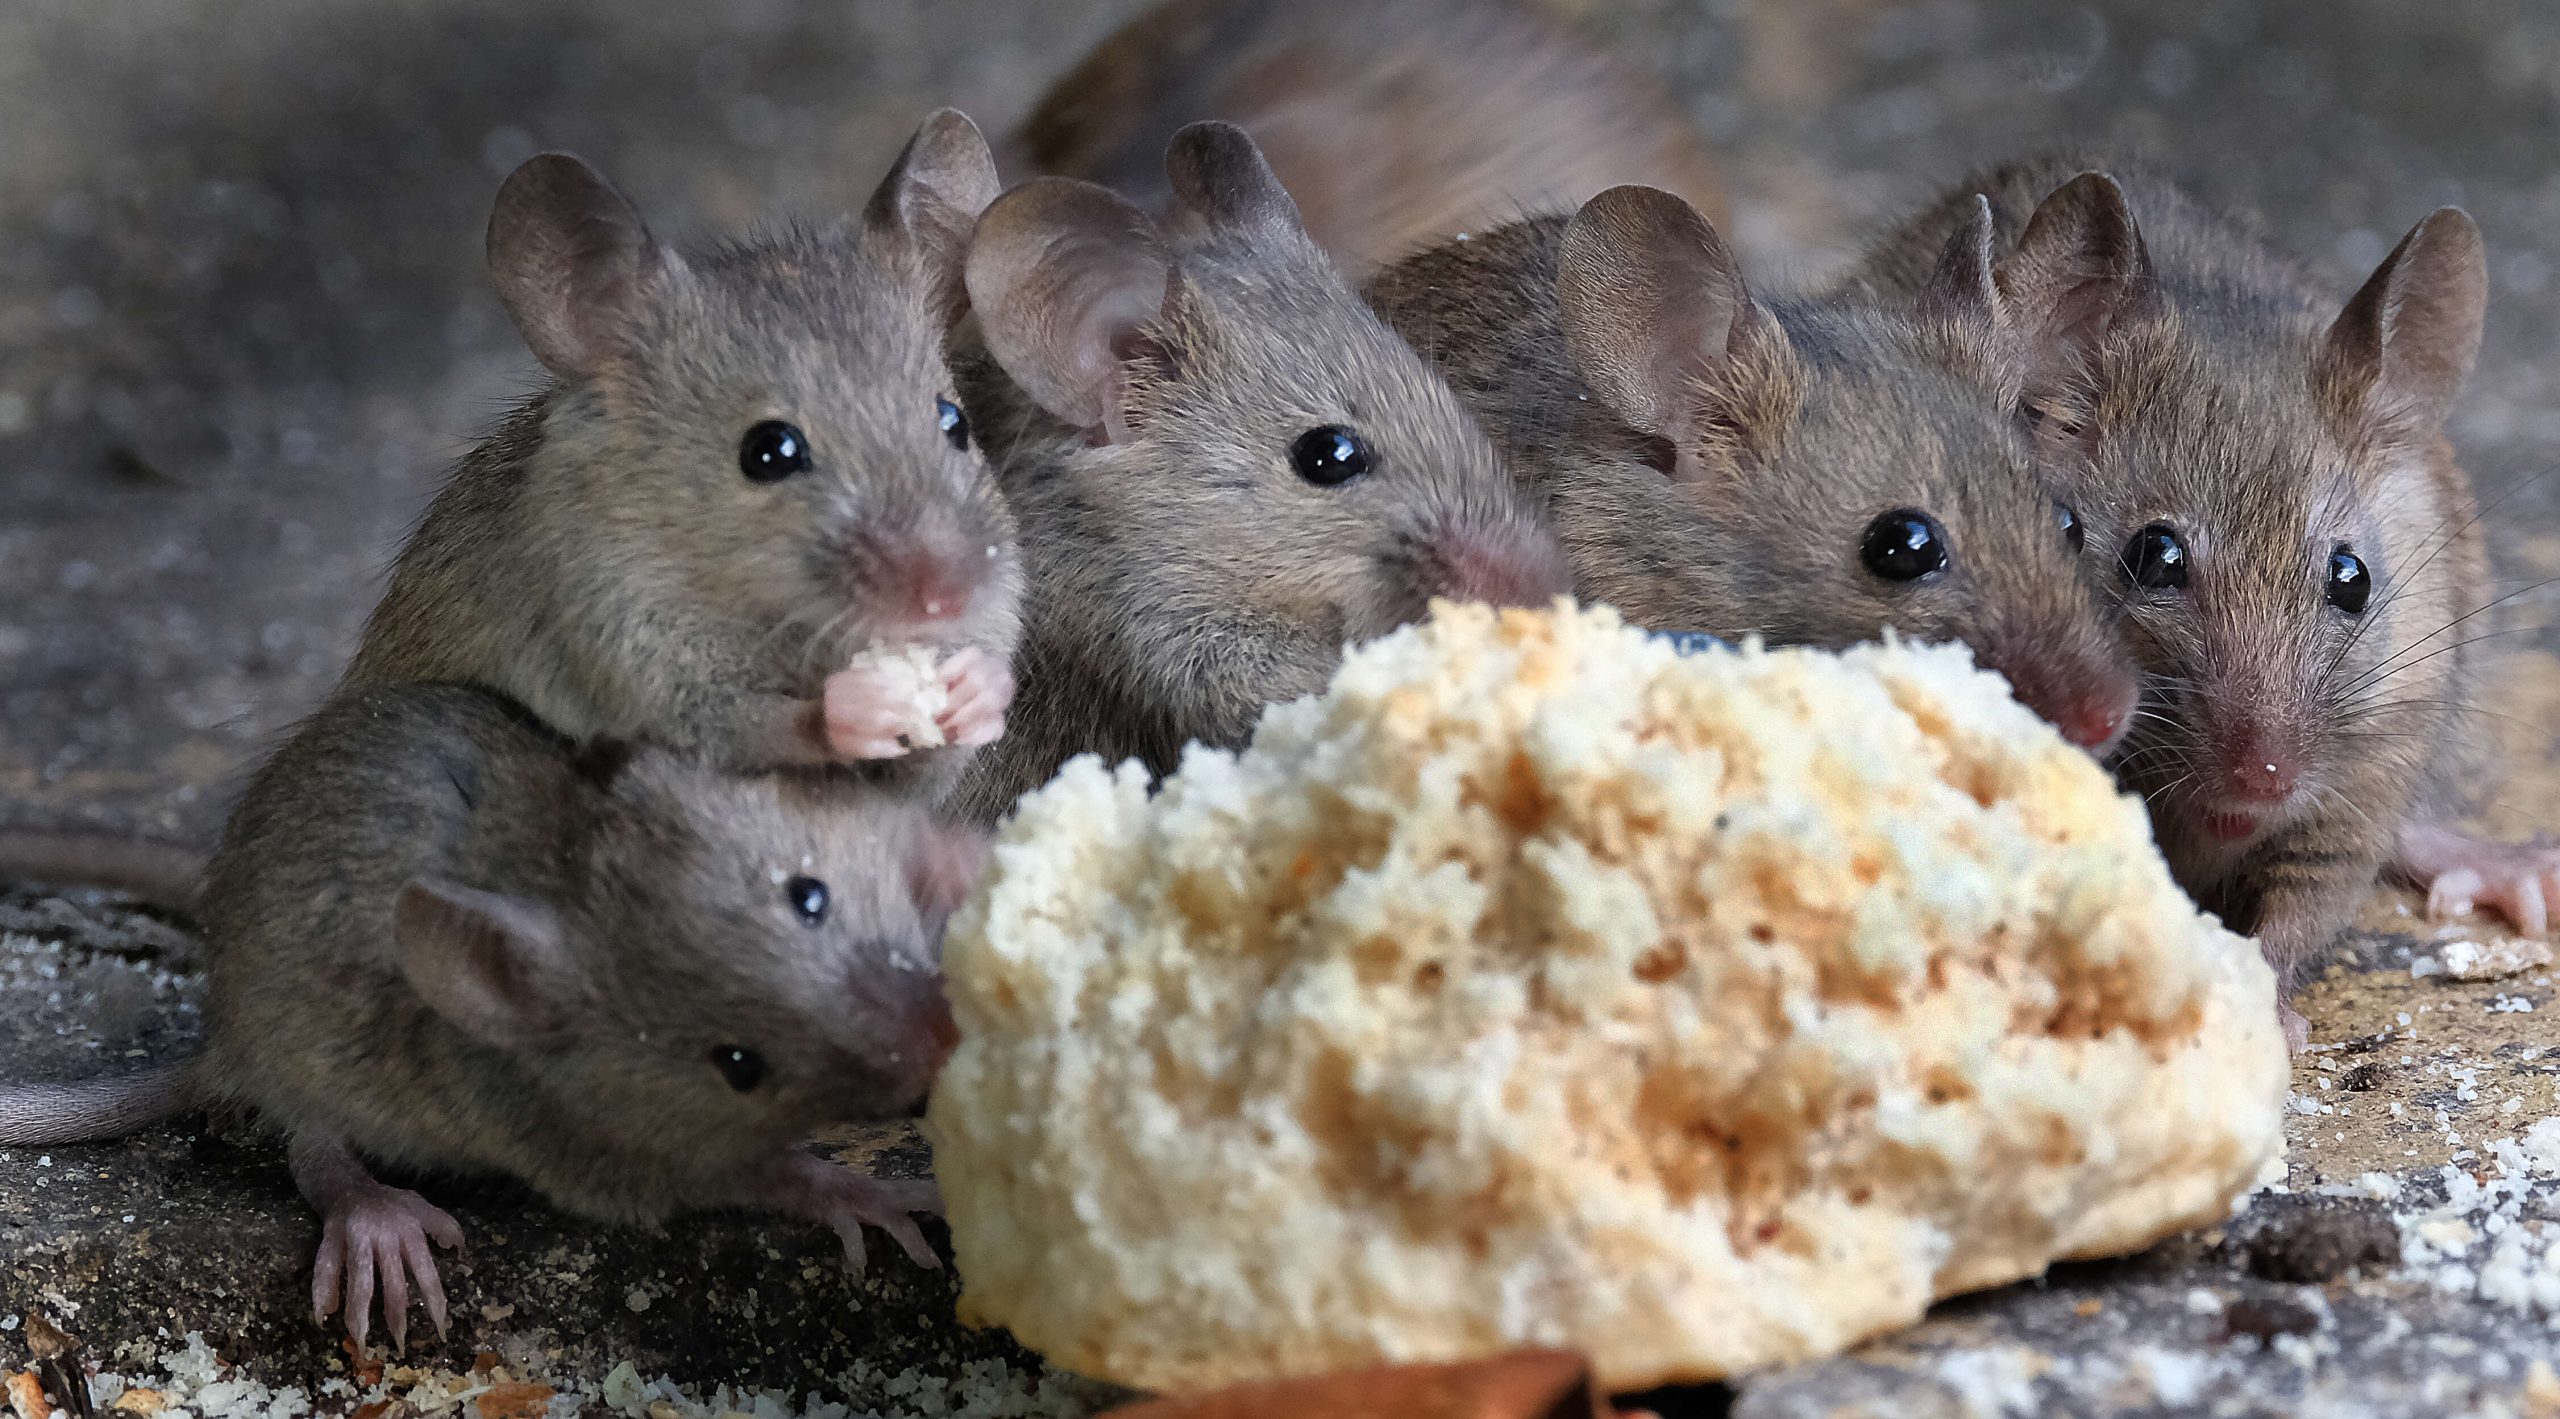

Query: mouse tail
0,828,209,914
0,1061,200,1146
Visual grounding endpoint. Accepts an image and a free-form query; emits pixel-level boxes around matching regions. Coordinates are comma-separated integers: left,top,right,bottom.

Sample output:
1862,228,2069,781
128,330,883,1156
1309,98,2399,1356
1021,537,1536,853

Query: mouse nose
1978,652,2138,758
2216,721,2301,804
1426,517,1573,610
865,534,992,625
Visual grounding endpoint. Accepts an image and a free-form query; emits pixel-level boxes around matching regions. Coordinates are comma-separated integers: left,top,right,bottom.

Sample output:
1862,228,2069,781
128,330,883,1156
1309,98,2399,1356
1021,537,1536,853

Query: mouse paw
821,666,923,760
2395,823,2560,937
757,1152,942,1276
935,647,1014,749
2280,1001,2311,1054
312,1184,463,1354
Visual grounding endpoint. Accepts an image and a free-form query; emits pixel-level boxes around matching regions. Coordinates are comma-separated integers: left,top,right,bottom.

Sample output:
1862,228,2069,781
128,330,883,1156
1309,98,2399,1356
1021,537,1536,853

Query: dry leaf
108,1391,165,1417
474,1382,555,1419
6,1371,51,1419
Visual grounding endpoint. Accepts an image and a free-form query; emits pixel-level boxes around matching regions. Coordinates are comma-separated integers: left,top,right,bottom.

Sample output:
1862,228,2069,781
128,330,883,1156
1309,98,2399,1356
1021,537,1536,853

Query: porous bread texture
927,600,2288,1394
843,643,949,748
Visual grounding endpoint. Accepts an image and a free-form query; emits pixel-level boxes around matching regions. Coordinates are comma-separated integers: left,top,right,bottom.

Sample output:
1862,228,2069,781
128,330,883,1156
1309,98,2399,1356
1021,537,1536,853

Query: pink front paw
935,647,1015,750
2280,1002,2311,1054
822,665,921,761
2403,827,2560,937
817,1172,942,1274
311,1184,464,1353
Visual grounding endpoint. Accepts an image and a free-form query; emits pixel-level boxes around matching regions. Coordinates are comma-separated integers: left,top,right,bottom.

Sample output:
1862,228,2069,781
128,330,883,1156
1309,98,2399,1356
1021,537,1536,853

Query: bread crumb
842,644,949,748
930,600,2289,1392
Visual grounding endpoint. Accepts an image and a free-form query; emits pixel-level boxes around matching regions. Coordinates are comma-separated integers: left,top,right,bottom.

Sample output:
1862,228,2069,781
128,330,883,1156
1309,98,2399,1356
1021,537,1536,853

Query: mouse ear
2320,207,2486,441
1557,185,1793,478
1994,172,2153,393
864,108,1002,321
394,878,582,1050
1917,195,2001,334
487,153,684,380
905,824,992,927
1163,121,1306,240
967,177,1174,440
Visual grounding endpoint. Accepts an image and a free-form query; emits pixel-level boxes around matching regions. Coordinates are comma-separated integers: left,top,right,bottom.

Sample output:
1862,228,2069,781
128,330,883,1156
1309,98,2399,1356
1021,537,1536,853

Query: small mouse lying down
0,682,983,1351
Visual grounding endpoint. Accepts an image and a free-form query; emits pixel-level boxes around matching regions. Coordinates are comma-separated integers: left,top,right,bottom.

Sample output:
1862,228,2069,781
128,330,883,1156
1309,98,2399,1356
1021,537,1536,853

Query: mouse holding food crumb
0,682,983,1351
1005,0,1725,278
1362,184,2145,756
944,122,1571,823
344,110,1022,806
1852,160,2542,1047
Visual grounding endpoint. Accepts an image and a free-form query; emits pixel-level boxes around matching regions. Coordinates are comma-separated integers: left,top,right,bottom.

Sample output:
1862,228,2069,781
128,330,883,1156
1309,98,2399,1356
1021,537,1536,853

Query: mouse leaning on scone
0,682,984,1351
1849,160,2548,1047
1004,0,1725,277
943,122,1572,825
346,109,1022,806
1362,184,2145,756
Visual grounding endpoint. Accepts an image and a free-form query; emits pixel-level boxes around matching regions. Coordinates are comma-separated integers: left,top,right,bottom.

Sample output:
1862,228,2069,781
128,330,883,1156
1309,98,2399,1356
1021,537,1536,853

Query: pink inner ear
909,830,992,920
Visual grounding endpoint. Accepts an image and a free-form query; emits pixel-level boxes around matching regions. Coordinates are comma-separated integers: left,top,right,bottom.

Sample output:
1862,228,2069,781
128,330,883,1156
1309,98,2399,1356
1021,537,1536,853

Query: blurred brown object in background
1103,1349,1647,1419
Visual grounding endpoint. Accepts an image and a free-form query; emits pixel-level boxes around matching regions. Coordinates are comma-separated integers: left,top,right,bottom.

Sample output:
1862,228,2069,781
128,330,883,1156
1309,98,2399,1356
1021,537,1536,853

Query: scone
927,600,2288,1393
840,643,950,749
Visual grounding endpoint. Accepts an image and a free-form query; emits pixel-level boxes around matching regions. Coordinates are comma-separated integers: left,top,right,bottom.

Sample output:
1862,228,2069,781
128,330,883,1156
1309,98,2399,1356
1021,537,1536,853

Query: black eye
740,420,811,483
2058,504,2085,553
785,875,829,926
937,396,970,452
2327,545,2371,614
1859,509,1949,583
2121,523,2190,590
709,1045,769,1092
1289,425,1372,486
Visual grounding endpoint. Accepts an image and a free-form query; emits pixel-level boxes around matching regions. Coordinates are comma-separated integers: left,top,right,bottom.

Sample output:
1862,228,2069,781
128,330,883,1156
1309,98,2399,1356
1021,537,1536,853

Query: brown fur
1363,190,2141,749
347,115,1021,804
1854,157,2494,998
947,124,1570,825
1006,0,1724,278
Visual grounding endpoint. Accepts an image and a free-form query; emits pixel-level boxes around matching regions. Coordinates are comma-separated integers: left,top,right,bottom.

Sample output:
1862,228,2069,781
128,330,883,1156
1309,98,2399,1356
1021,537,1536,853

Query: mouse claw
759,1156,944,1280
2398,824,2560,937
936,649,1014,748
311,1183,465,1351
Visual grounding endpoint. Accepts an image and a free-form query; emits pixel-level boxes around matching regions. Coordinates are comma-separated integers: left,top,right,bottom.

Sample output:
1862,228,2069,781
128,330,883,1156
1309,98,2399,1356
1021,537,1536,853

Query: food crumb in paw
844,644,951,748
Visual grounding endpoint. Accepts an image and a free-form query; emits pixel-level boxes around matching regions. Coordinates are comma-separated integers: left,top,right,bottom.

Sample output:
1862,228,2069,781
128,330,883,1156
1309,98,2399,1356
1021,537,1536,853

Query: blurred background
3,0,2556,838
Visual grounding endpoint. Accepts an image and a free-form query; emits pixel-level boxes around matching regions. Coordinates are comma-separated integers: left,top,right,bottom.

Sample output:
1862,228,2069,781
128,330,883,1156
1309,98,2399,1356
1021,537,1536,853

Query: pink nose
1431,520,1572,609
2052,695,2129,754
2218,724,2300,803
874,546,981,624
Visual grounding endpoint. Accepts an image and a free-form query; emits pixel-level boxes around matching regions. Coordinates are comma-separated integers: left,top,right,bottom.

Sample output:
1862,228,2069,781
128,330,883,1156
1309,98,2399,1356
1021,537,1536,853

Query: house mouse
1361,184,2144,755
343,109,1023,806
0,681,985,1352
1004,0,1724,277
1850,160,2539,1046
944,122,1572,824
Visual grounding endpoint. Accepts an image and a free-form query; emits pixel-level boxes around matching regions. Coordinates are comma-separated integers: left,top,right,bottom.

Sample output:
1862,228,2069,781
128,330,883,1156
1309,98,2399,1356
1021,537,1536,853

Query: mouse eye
784,875,829,926
2327,545,2371,614
2121,523,2190,591
709,1045,769,1092
937,396,970,453
1289,425,1372,486
2057,504,2085,553
740,420,812,483
1859,509,1949,583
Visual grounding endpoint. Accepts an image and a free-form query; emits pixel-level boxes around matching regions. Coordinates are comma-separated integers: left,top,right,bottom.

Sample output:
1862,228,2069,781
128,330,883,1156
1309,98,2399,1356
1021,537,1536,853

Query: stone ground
2,0,2557,1414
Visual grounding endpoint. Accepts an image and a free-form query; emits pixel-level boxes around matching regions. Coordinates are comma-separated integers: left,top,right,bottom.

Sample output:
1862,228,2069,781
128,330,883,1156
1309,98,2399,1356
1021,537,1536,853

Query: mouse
1361,184,2145,756
1849,159,2539,1047
943,121,1573,824
1002,0,1724,278
0,681,986,1352
342,109,1023,807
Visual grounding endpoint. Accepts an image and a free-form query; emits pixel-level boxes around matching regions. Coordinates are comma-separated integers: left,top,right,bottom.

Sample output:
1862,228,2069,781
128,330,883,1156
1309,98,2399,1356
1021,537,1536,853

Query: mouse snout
1978,650,2140,758
1422,516,1573,611
855,526,996,629
2214,719,2303,806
